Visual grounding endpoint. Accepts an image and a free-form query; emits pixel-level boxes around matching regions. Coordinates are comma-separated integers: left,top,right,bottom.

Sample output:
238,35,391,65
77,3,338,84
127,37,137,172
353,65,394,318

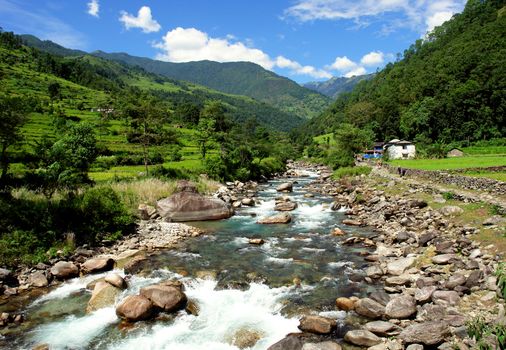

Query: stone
302,341,342,350
267,334,304,350
387,257,415,276
366,266,384,279
331,227,346,236
409,200,428,209
116,295,154,321
298,315,336,334
50,261,79,280
431,254,457,265
415,286,437,303
105,273,127,289
123,256,149,275
432,290,461,306
445,273,466,289
81,257,115,274
368,340,403,350
385,295,416,319
385,275,411,286
465,270,482,288
241,198,255,206
354,298,385,319
185,300,199,316
32,344,50,350
257,213,292,224
406,345,424,350
156,189,234,222
229,328,263,349
87,281,121,313
248,238,265,245
418,231,437,246
276,182,293,192
335,297,355,311
275,201,298,211
483,215,505,226
440,206,464,216
138,204,156,220
342,219,362,226
115,249,143,269
399,321,450,345
365,321,401,336
140,284,187,312
344,330,381,347
29,271,49,287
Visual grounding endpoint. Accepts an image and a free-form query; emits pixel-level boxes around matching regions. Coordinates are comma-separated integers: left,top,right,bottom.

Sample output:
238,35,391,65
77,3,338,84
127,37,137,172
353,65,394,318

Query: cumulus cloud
120,6,161,33
87,0,99,17
344,67,367,78
360,51,384,66
327,56,357,71
154,27,331,79
284,0,466,34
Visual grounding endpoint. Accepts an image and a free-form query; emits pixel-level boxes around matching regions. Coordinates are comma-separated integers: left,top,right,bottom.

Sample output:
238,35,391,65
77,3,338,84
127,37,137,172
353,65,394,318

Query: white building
384,139,416,159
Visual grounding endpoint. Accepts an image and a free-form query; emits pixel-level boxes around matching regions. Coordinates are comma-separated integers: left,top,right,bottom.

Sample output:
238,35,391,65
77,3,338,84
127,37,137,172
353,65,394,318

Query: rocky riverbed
0,160,505,349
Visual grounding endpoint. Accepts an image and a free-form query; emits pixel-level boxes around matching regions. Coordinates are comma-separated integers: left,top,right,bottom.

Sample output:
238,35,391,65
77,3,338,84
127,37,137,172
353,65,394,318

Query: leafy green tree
0,95,27,187
47,81,61,102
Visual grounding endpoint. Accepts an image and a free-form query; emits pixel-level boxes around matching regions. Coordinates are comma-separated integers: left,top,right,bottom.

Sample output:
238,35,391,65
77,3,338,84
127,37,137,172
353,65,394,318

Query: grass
332,166,371,179
464,171,506,182
388,156,506,171
313,133,336,146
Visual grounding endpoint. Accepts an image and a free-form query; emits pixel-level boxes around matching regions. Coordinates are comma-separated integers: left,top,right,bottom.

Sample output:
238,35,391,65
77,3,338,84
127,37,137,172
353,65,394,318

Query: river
1,170,377,350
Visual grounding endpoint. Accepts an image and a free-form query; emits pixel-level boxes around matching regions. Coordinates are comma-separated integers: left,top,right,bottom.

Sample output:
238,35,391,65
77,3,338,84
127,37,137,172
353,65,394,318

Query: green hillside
303,74,374,98
301,0,506,145
91,51,331,119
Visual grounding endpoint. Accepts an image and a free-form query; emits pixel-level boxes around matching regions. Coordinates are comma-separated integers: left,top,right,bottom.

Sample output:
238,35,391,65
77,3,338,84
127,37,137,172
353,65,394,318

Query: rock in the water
365,321,401,336
387,257,415,276
229,328,263,349
275,201,298,211
116,295,154,321
331,228,346,236
50,261,79,280
440,206,464,216
257,213,292,224
81,257,115,274
335,297,355,311
302,341,342,350
354,298,385,319
267,334,304,350
366,266,384,279
344,330,381,347
241,198,255,206
342,219,362,226
87,281,121,313
385,295,416,319
29,271,49,287
399,321,450,345
105,273,127,289
276,182,293,192
140,284,187,312
248,238,265,245
298,315,336,334
156,188,233,222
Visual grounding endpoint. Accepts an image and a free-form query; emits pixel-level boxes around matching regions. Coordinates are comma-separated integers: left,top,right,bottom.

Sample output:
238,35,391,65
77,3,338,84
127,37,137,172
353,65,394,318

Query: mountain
301,0,506,144
2,34,303,132
91,51,331,119
303,74,374,98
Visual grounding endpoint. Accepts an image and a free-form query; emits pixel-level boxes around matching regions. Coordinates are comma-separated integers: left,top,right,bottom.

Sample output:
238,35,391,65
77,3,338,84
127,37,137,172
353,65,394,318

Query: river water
1,171,377,350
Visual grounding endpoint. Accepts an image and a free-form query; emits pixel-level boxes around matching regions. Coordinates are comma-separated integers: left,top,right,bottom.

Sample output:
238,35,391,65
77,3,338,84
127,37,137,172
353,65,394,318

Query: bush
325,150,355,169
204,155,228,181
0,230,50,266
332,166,372,179
257,157,285,176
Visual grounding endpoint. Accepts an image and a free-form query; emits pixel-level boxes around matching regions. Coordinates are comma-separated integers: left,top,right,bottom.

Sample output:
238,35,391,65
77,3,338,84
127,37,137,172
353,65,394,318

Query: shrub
332,166,372,179
326,150,355,169
257,157,285,176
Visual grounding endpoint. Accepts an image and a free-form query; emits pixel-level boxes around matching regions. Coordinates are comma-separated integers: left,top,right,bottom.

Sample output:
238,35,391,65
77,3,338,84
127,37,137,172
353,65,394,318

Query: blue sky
0,0,466,83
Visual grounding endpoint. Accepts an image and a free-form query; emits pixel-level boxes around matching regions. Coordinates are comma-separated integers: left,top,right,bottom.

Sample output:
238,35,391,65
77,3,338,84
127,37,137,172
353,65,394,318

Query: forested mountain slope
303,74,374,98
301,0,506,144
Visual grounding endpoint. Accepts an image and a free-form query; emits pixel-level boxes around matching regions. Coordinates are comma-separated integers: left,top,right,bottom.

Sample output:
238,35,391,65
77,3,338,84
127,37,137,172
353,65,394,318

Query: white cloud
120,6,161,33
284,0,466,34
87,0,99,18
154,27,331,79
345,67,367,77
360,51,384,66
327,56,357,71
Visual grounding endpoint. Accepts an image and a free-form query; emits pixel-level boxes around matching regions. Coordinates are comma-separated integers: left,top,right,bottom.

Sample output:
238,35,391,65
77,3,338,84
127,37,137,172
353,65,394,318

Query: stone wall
385,165,506,195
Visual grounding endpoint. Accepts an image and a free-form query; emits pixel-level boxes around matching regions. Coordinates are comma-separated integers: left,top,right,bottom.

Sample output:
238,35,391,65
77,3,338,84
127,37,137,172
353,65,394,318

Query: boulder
229,328,263,349
81,257,114,274
415,286,437,303
276,182,293,192
140,284,187,312
105,273,127,289
344,330,381,347
241,198,255,207
365,321,401,336
387,257,415,276
0,268,13,282
399,321,450,345
138,204,156,220
385,295,416,319
116,295,154,321
50,261,79,280
483,215,506,226
431,254,457,265
432,290,461,306
257,213,292,224
267,334,304,350
298,315,336,334
156,189,233,222
115,249,143,269
354,298,385,319
331,228,346,236
86,281,121,313
440,206,464,216
342,219,361,226
248,238,265,245
302,342,342,350
366,266,384,279
275,201,298,211
335,297,355,311
28,271,49,287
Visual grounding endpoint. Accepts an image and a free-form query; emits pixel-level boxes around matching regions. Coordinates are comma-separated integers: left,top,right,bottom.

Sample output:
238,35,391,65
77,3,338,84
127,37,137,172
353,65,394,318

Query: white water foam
301,247,326,253
293,203,332,230
283,237,312,243
30,307,118,349
107,280,298,350
265,256,294,265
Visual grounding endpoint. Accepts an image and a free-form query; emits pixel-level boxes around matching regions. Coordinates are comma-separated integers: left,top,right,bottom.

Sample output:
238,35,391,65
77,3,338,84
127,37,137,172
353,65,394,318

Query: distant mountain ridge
303,74,375,98
19,34,330,120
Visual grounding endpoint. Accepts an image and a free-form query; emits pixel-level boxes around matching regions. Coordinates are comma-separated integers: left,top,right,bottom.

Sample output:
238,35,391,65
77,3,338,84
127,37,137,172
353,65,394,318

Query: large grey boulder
298,315,336,334
267,334,305,350
387,257,415,276
365,321,402,336
354,298,385,319
50,261,79,280
275,201,298,211
81,257,115,274
399,321,450,345
116,295,154,321
385,295,416,319
140,283,187,312
344,330,382,347
156,184,233,222
276,182,293,192
86,281,121,313
257,213,292,224
28,271,49,287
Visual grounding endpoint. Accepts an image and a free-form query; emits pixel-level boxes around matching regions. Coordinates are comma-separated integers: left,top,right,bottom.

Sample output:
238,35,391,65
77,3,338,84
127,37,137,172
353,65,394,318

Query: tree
0,95,27,187
48,82,61,102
